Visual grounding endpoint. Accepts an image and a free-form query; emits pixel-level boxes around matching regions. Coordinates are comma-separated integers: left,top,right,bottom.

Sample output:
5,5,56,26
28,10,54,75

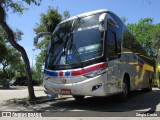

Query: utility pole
32,49,36,69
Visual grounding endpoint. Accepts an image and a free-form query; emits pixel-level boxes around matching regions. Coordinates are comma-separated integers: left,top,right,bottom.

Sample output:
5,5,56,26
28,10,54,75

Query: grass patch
5,95,72,107
6,97,30,106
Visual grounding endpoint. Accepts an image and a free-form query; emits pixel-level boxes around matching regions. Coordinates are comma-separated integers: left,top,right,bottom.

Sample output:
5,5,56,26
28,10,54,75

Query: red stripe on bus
71,63,107,76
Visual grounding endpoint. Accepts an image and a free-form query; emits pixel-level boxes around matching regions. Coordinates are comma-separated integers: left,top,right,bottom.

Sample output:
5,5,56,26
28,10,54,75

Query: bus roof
60,9,108,24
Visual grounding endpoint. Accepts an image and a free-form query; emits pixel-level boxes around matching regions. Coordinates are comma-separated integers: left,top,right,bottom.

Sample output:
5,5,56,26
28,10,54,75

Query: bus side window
107,30,118,60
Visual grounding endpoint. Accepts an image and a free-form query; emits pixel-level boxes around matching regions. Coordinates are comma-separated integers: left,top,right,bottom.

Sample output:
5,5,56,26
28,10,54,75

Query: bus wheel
119,77,129,102
142,79,152,92
148,79,152,91
72,95,85,101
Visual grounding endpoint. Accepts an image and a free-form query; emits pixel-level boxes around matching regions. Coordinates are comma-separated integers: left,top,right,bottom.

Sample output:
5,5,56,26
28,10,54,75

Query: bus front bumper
43,75,108,96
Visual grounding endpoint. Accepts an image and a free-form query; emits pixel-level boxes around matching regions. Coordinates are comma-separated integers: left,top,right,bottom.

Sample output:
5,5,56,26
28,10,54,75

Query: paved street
0,86,160,119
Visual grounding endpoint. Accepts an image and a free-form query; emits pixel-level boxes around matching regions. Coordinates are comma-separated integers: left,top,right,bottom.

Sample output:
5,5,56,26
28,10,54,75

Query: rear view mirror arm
34,32,52,46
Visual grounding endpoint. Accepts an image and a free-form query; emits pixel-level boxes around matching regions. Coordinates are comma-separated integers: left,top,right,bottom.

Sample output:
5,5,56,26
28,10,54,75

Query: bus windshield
45,14,103,69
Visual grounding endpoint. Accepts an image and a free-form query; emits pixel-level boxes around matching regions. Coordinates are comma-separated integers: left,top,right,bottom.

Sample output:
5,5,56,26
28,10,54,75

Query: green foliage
31,68,42,85
0,20,24,79
0,25,23,42
153,23,160,47
127,18,160,59
11,61,25,77
14,29,24,42
0,45,25,79
2,0,43,14
63,10,70,20
2,45,21,66
0,26,7,41
34,7,62,33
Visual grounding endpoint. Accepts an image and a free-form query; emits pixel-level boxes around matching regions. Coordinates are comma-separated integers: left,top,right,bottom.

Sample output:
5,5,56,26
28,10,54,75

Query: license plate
60,89,71,95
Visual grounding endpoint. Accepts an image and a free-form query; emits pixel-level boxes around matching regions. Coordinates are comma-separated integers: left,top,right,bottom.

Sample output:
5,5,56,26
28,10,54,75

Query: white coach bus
34,9,154,101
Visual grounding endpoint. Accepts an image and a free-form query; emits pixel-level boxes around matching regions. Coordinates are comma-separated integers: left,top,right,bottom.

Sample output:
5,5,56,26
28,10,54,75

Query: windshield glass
45,14,103,69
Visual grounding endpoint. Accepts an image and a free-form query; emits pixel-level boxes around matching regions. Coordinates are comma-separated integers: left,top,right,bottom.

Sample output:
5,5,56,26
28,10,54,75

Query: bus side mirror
99,13,108,32
99,13,118,32
34,32,52,46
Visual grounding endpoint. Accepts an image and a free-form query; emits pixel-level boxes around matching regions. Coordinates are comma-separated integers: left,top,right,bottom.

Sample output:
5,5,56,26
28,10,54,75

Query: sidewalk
0,86,46,104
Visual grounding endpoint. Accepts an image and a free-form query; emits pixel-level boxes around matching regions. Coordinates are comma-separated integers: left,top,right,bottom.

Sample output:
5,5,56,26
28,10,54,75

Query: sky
6,0,160,66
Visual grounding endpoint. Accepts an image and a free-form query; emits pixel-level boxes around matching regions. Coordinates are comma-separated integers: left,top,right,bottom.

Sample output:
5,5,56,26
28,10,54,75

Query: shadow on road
36,89,160,113
0,86,28,90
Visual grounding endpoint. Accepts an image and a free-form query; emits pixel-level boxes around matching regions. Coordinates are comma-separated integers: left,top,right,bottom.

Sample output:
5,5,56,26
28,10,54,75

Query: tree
63,10,70,20
1,45,24,79
0,36,6,62
0,26,24,43
7,60,25,79
0,18,25,80
0,0,42,13
0,0,43,101
34,7,62,34
127,18,159,59
154,24,160,87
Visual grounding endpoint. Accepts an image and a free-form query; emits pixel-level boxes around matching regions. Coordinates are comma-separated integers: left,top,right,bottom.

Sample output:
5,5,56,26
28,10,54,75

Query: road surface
0,86,160,119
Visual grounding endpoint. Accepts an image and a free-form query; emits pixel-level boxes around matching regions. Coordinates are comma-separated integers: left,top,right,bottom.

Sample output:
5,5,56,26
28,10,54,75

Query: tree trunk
0,5,36,100
2,63,8,78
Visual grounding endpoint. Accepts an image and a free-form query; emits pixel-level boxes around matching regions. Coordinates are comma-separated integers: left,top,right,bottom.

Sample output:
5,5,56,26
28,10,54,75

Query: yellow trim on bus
143,63,154,72
158,64,160,72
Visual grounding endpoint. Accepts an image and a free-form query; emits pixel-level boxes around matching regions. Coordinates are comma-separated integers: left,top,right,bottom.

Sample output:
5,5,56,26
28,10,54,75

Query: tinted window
107,30,117,60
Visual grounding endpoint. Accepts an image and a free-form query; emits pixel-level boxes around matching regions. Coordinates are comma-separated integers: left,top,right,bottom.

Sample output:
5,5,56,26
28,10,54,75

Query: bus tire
73,95,85,101
119,77,130,102
142,79,152,92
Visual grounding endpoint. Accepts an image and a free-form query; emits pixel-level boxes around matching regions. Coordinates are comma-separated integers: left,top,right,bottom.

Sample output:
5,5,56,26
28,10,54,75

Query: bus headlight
83,69,106,78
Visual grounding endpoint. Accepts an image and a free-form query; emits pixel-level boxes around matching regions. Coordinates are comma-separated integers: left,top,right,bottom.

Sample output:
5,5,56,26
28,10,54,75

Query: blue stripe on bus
44,70,71,77
53,72,58,76
44,70,58,77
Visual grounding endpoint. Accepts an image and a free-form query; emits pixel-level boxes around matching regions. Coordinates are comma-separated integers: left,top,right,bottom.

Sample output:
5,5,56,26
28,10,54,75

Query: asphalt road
0,86,160,119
